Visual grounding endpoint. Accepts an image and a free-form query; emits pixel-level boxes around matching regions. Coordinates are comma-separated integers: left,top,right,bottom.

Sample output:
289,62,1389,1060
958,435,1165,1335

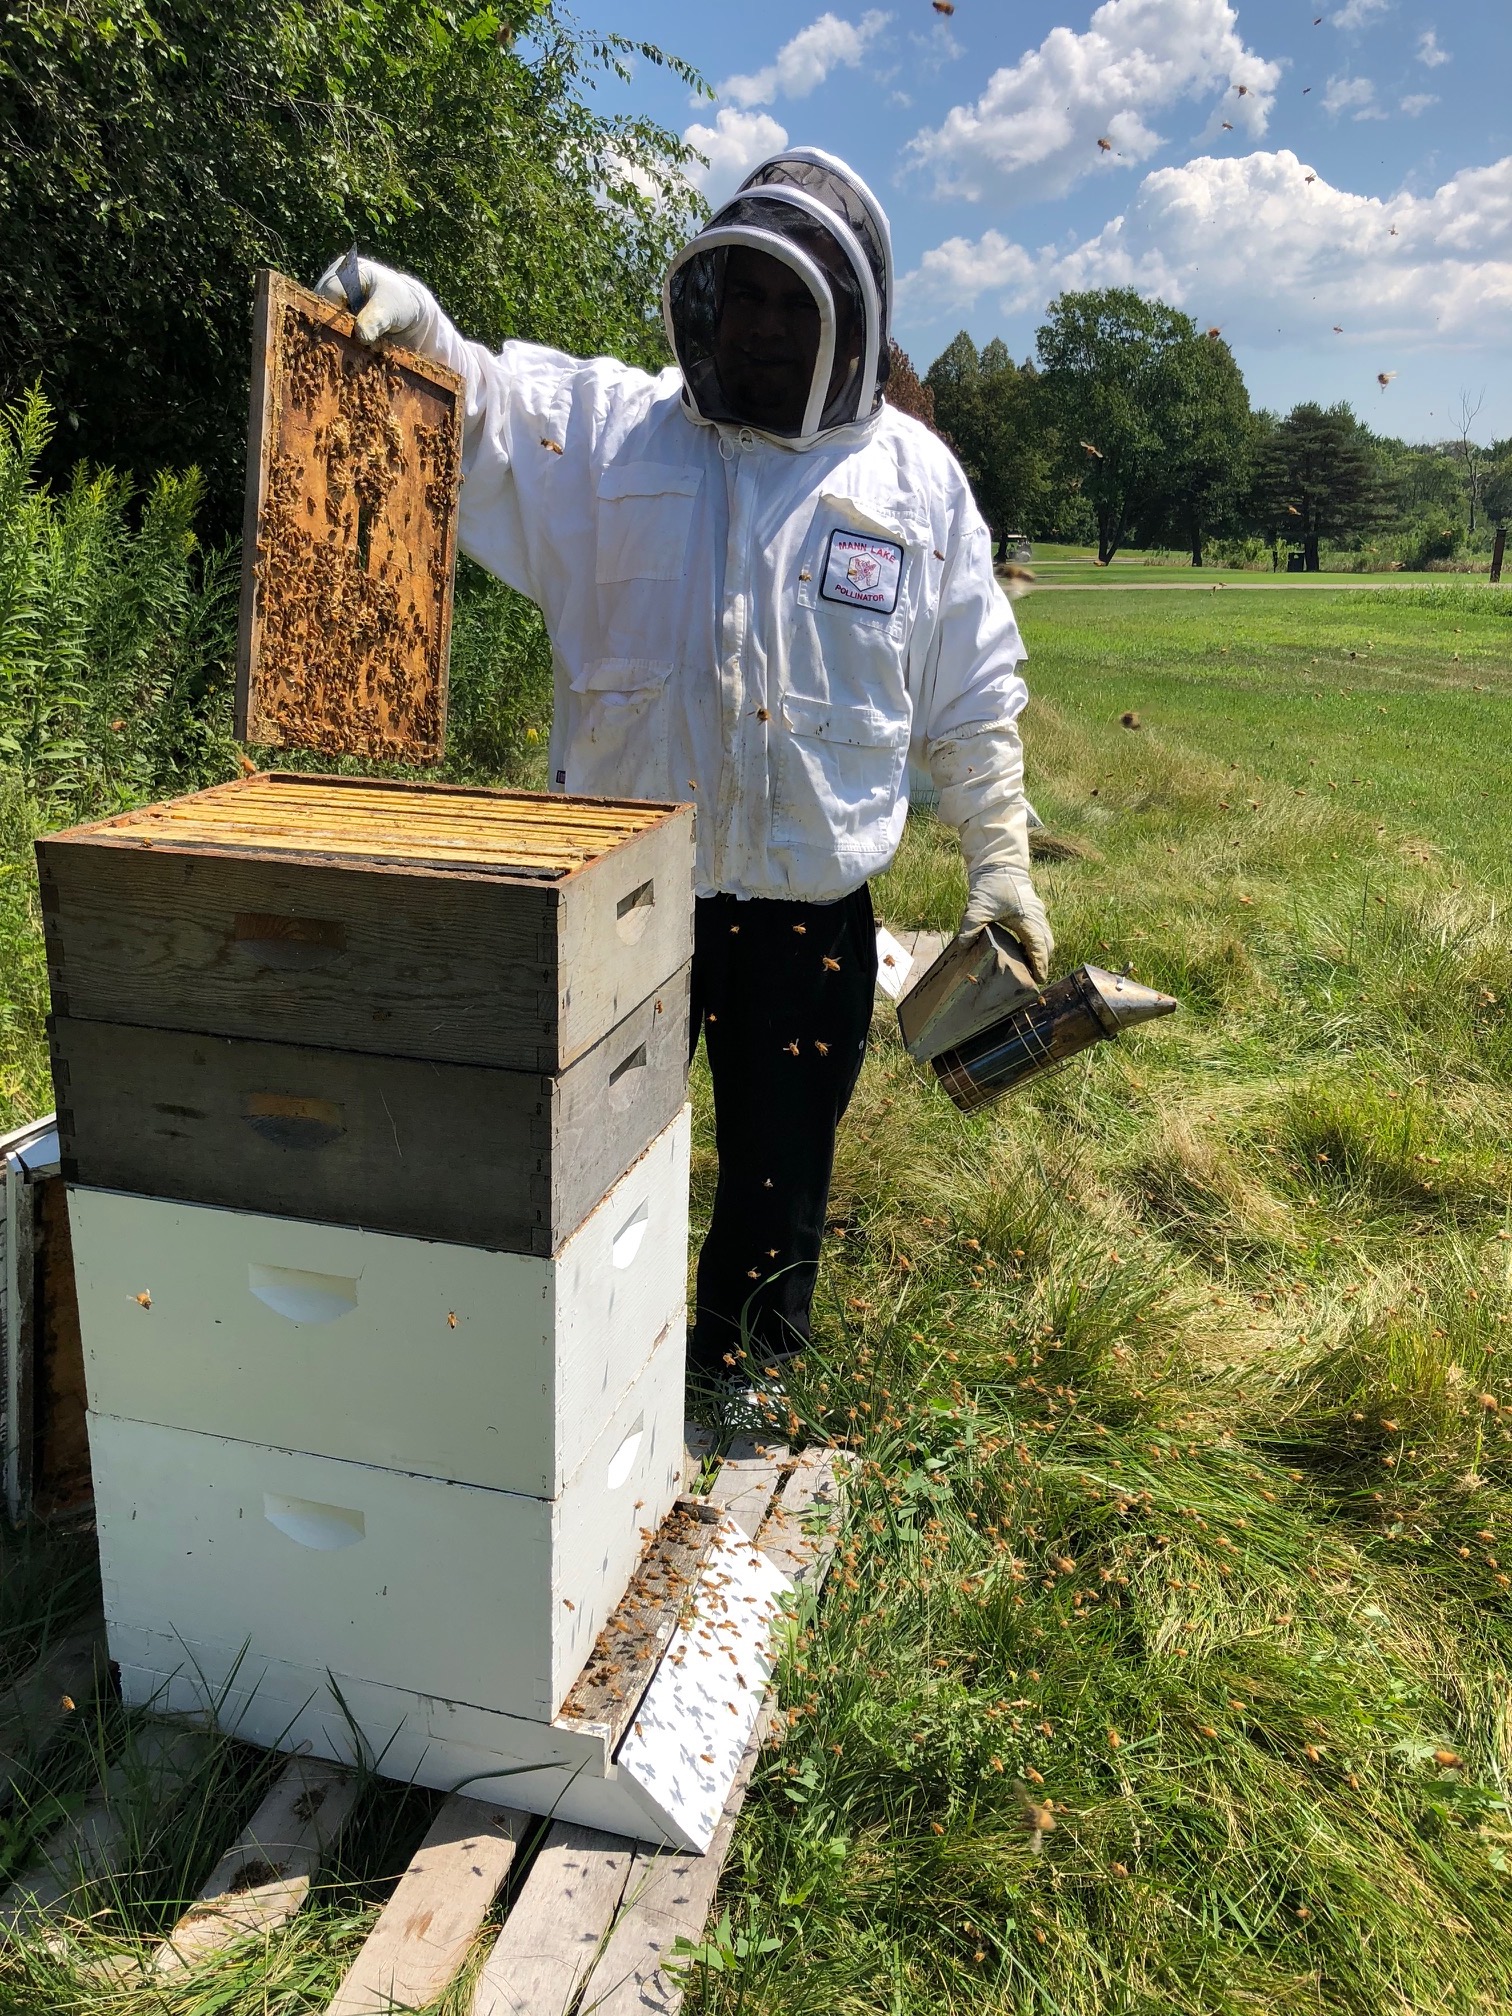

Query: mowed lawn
1,583,1510,2015
1022,584,1511,886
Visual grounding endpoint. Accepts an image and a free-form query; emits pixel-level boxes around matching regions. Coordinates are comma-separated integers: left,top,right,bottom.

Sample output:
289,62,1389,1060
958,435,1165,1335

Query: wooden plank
50,976,689,1257
37,791,694,1075
155,1755,359,1972
472,1445,827,2015
468,1822,635,2016
703,1442,788,1541
559,1457,845,2014
0,1616,107,1812
0,1724,208,1935
323,1794,528,2016
30,1174,90,1519
3,1146,37,1527
754,1448,851,1589
236,269,463,764
570,1716,769,2016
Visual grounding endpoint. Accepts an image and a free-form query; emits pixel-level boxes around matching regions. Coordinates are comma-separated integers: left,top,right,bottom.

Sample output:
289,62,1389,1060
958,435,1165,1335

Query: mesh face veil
664,149,894,446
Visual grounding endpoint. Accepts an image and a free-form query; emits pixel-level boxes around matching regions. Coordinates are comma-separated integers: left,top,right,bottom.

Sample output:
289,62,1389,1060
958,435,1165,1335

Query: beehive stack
38,772,697,1794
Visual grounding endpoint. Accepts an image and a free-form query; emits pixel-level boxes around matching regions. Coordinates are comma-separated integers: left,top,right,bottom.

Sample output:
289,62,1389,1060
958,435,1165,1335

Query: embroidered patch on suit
819,530,903,615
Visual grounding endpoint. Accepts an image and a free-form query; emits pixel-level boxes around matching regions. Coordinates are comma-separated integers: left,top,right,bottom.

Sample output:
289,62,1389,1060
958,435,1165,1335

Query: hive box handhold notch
236,268,464,764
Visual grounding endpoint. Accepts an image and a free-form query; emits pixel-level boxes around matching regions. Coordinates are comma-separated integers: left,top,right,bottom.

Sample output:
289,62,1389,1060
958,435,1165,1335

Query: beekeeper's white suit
322,150,1050,962
323,149,1050,1380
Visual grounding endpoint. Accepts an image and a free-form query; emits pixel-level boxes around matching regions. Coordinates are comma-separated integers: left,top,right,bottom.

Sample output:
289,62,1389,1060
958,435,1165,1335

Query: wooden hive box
40,775,694,1253
37,773,694,1074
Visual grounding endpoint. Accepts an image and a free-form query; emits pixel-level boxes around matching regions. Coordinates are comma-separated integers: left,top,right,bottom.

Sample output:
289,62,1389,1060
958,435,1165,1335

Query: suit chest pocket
790,493,924,719
595,463,702,584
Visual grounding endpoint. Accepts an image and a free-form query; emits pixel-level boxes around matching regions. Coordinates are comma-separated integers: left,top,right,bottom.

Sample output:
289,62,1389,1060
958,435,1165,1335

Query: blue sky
557,1,1512,444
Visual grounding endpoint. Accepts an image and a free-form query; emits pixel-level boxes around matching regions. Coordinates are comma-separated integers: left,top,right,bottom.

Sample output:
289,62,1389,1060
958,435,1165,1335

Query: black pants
688,884,878,1377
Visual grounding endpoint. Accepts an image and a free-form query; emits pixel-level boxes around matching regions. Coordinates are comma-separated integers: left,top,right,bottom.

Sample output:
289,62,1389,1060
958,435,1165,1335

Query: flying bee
1097,137,1113,152
1015,1782,1056,1852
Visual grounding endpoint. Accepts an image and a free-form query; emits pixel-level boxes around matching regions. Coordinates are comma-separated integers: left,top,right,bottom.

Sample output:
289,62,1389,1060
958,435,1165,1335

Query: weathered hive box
68,1106,690,1496
91,1314,685,1724
37,773,693,1071
40,775,694,1254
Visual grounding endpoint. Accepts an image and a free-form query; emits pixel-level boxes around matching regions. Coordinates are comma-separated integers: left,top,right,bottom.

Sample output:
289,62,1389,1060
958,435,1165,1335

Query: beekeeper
320,148,1052,1386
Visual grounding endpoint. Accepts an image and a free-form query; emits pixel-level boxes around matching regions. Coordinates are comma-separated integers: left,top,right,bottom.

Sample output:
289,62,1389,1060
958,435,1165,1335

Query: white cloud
1323,73,1386,119
718,11,890,110
904,0,1282,205
1400,92,1438,117
902,230,1042,314
1416,28,1450,67
1332,0,1389,29
898,150,1512,352
682,108,790,199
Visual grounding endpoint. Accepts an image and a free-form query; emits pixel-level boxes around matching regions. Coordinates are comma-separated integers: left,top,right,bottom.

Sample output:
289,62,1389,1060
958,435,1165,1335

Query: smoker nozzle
931,964,1178,1113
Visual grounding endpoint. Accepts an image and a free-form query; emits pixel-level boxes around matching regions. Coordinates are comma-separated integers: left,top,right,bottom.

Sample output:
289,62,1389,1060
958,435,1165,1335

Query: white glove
958,855,1054,981
925,718,1054,982
315,253,425,347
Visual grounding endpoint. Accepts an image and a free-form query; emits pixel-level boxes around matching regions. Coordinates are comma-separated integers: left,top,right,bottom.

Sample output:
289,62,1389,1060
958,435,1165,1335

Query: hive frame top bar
42,773,693,883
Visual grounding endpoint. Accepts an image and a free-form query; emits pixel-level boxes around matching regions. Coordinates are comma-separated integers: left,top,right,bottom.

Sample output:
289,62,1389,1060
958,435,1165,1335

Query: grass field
2,582,1511,2012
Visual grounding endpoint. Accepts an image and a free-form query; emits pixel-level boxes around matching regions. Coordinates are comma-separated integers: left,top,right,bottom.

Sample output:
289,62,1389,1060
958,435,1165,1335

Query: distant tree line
921,290,1512,571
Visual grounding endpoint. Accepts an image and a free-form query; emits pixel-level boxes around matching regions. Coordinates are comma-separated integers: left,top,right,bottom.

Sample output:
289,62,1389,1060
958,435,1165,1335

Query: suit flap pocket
782,693,910,749
571,657,673,699
597,462,704,502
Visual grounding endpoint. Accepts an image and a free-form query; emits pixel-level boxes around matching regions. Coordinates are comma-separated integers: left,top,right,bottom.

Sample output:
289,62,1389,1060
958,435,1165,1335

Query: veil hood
664,147,894,447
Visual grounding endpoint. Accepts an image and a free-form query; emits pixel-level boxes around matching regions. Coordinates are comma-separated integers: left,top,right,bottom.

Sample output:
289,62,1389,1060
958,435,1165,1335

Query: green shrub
442,557,552,788
0,386,241,825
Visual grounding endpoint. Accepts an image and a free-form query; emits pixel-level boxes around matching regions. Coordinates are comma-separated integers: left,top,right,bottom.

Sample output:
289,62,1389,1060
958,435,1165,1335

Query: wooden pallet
0,1434,849,2012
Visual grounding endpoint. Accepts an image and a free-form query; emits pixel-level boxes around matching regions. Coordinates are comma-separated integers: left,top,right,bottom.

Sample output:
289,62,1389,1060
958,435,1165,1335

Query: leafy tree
1035,288,1244,566
1253,402,1383,571
925,332,1048,557
1483,458,1512,530
883,341,939,433
0,0,703,534
1378,441,1466,521
1138,332,1256,567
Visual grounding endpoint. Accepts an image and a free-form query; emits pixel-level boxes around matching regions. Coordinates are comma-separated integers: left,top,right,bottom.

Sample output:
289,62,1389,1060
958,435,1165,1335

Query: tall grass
0,391,243,1125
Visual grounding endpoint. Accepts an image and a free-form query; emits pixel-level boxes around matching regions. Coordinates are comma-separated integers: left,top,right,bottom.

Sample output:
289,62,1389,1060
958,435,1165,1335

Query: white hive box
91,1319,683,1724
111,1514,790,1851
68,1107,689,1497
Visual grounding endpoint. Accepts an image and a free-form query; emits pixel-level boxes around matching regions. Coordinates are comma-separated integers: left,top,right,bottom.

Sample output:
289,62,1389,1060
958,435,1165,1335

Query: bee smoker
897,924,1177,1115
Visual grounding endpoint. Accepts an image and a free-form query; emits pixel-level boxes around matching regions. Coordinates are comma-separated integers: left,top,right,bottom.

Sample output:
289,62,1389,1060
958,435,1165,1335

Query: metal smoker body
897,924,1177,1113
